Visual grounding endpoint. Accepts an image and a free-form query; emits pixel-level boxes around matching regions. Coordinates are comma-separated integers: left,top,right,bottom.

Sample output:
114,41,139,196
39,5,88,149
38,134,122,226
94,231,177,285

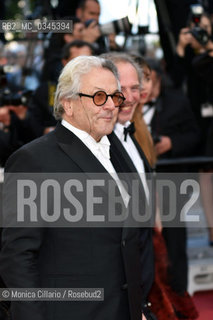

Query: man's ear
63,99,73,116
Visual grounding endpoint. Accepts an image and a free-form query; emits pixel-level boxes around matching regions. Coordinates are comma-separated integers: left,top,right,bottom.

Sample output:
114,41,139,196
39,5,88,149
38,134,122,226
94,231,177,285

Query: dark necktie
123,122,135,141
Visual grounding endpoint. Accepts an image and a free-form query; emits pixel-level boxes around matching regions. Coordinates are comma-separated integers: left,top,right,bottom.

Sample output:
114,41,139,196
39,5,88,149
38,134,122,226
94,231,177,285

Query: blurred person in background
131,55,156,169
76,0,120,53
76,0,101,24
145,59,200,301
132,55,198,320
42,17,86,82
76,0,105,54
145,60,200,160
0,58,42,166
172,9,213,245
171,10,213,156
0,101,42,167
193,44,213,245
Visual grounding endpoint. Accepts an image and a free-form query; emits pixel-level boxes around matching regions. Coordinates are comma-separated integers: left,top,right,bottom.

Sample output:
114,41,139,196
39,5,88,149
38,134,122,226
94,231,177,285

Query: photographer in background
176,13,212,59
76,0,104,54
76,0,120,53
170,6,213,156
0,94,41,166
170,7,213,245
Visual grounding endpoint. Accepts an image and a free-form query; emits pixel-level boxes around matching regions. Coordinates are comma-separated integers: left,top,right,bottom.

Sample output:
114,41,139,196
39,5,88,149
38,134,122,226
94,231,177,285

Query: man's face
78,0,100,23
63,67,119,141
116,62,140,125
62,46,92,66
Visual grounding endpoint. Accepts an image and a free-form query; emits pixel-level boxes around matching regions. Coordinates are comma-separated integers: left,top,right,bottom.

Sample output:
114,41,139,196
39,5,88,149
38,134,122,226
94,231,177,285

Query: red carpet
192,290,213,320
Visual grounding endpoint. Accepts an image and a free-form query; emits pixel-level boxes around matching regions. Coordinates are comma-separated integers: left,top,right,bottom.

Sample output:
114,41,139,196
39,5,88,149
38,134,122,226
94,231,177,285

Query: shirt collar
61,119,110,159
62,119,91,140
114,121,131,140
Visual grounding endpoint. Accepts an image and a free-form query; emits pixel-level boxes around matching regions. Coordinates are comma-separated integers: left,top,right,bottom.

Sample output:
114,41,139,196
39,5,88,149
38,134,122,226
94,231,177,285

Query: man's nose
103,96,116,110
124,89,134,104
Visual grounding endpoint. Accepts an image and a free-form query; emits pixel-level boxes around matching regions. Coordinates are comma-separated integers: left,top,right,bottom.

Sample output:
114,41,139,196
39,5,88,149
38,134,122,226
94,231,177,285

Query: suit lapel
108,132,136,237
55,122,108,174
108,132,137,173
55,123,128,208
130,134,152,173
109,131,149,238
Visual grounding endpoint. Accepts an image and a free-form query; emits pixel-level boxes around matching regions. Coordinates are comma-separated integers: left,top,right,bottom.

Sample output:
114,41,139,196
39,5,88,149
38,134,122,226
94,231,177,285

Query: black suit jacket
0,123,153,320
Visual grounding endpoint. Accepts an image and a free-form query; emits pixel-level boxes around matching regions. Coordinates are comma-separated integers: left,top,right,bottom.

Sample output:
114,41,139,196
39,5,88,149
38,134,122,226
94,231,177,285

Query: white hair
54,55,120,120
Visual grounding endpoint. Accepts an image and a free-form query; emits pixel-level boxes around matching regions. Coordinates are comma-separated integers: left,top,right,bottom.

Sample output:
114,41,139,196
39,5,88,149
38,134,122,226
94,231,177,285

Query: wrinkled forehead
116,62,140,86
80,67,119,91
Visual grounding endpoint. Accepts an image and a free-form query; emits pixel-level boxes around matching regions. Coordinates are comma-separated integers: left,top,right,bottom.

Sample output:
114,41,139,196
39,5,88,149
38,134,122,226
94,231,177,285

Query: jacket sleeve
0,148,46,320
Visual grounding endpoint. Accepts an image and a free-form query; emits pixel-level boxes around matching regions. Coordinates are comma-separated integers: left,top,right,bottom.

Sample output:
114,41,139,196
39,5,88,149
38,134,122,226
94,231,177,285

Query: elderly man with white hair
0,55,154,320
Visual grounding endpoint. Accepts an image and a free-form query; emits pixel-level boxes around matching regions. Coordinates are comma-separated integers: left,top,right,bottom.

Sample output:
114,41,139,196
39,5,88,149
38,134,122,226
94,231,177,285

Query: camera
187,4,210,46
0,88,32,108
85,16,132,36
100,16,132,36
0,65,32,108
190,26,210,46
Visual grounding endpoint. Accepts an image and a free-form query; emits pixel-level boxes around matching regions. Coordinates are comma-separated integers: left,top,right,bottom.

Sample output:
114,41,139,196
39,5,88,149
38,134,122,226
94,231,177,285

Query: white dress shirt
114,121,149,201
61,119,130,206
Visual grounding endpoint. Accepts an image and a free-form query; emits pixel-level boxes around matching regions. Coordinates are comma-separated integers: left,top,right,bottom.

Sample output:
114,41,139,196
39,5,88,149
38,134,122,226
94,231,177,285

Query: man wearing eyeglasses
103,53,156,320
0,55,152,320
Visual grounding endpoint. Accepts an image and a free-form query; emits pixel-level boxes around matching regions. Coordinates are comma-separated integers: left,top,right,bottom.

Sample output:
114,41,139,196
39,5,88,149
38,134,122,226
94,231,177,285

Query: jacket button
121,240,126,247
121,283,128,290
